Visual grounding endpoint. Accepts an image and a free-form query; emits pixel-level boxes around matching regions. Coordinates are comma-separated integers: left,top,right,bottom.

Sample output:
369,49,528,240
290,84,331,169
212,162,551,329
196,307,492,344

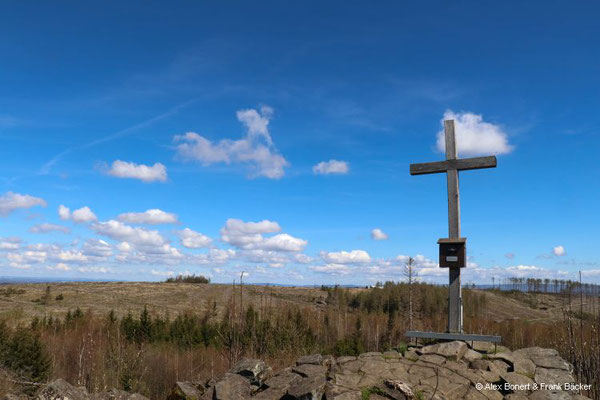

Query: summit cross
410,120,497,333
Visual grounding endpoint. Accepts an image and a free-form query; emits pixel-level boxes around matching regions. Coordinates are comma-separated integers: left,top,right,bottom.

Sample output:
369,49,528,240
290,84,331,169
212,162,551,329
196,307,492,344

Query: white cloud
57,250,88,262
0,241,19,250
72,206,97,223
553,245,566,257
220,218,281,248
117,242,132,252
0,192,46,216
118,209,178,225
261,234,307,252
320,250,371,264
309,264,352,275
82,239,113,259
58,205,70,220
47,263,71,271
313,160,349,175
107,160,167,183
30,223,71,234
151,269,175,277
58,205,97,223
78,266,110,274
219,218,306,256
294,254,313,264
371,228,388,241
177,228,212,249
437,110,513,156
92,220,167,248
174,106,289,179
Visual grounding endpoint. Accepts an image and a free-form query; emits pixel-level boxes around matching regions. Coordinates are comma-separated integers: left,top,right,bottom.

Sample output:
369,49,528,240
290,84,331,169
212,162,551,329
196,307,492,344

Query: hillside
0,281,573,325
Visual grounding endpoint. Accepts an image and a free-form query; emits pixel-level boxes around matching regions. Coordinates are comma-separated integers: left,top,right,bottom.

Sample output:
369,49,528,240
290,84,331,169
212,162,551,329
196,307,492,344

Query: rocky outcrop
5,379,150,400
3,343,591,400
179,343,591,400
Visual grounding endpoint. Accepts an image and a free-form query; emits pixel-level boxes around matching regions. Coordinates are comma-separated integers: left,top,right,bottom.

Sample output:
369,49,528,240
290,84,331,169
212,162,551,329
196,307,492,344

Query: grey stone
292,363,328,378
37,379,90,400
534,368,575,386
336,356,356,364
214,373,252,400
404,349,419,361
287,374,327,400
464,348,483,362
382,350,401,359
513,357,536,378
230,358,272,386
419,340,468,361
263,368,301,390
93,390,149,400
296,354,323,366
166,382,203,400
529,390,573,400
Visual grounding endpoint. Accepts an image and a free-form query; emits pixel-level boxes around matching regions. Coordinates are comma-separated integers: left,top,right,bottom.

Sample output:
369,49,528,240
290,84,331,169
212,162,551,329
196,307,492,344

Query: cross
410,120,497,333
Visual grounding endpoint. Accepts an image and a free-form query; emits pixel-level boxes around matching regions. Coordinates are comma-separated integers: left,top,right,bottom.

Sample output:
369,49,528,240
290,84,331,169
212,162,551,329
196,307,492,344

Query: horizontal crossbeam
410,156,497,175
405,330,502,343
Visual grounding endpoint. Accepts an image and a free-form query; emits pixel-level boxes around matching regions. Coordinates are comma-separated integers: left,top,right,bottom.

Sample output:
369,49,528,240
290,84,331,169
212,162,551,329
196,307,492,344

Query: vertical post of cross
444,120,462,333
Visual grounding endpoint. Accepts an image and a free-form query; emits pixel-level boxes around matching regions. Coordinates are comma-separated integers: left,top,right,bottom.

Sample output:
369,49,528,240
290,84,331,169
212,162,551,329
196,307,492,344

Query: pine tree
5,328,52,384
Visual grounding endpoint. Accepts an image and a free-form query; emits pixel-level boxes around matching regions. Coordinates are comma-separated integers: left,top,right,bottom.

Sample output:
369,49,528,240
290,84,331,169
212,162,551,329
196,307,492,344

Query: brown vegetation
0,280,597,399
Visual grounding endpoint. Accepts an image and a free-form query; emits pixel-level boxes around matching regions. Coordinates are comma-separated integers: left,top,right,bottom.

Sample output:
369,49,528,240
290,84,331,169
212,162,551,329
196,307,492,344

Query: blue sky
0,1,598,284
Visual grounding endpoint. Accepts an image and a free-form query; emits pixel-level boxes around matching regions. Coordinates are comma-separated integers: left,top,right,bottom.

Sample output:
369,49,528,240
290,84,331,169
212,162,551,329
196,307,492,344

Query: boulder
420,340,468,361
513,357,536,377
296,354,323,366
230,358,272,385
92,389,149,400
167,382,203,400
287,374,327,400
214,373,253,400
36,379,90,400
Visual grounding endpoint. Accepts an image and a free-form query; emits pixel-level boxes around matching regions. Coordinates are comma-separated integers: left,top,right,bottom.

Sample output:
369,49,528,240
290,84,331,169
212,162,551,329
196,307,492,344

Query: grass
361,386,385,399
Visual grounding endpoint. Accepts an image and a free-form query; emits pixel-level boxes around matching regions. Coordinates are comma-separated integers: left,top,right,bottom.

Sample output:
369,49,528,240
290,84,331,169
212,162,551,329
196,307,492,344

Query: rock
383,350,401,360
488,352,515,366
464,348,483,362
296,354,323,366
513,347,572,370
419,340,468,361
534,368,574,386
513,357,536,377
92,389,149,400
167,382,203,400
359,352,383,359
292,363,327,378
230,358,272,385
336,356,356,364
37,379,90,400
5,395,28,400
403,349,419,361
491,359,511,373
287,374,327,400
263,368,301,390
470,359,496,371
501,372,535,392
419,353,446,365
529,390,572,400
471,341,497,353
464,386,488,400
214,373,252,400
330,391,362,399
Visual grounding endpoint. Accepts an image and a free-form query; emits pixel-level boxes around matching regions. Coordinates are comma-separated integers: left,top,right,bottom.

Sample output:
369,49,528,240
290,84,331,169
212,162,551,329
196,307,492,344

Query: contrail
40,98,197,175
